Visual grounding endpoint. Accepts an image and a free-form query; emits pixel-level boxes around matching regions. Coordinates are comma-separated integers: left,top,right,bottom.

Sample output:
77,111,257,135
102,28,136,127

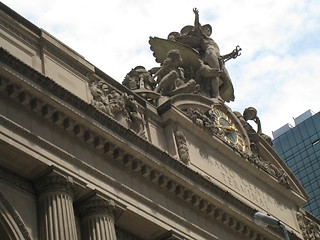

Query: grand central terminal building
0,3,319,240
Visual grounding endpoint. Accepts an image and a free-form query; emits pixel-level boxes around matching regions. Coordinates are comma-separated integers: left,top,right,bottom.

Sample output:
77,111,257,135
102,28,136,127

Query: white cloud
2,0,320,138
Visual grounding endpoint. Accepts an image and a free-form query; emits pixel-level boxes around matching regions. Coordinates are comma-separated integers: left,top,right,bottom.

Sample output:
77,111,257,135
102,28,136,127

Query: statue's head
201,24,212,36
167,31,180,41
243,107,257,121
167,49,181,61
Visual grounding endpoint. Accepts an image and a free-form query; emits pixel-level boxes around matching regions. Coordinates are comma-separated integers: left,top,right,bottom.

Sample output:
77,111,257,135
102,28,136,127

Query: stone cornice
0,3,40,36
41,36,93,77
0,48,300,240
0,10,39,49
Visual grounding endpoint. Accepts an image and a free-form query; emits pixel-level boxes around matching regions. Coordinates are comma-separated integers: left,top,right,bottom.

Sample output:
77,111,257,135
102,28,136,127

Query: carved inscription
200,150,288,212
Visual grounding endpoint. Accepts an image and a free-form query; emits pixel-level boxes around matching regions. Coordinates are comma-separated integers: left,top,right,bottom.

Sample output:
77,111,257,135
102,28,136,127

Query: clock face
209,107,246,152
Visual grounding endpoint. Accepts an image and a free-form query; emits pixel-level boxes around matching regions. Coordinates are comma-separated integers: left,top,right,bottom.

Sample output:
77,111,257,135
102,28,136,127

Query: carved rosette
174,131,190,165
77,197,118,240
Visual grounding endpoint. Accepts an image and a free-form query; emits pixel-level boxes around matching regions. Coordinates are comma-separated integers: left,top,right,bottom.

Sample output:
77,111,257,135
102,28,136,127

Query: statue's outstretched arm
193,8,201,29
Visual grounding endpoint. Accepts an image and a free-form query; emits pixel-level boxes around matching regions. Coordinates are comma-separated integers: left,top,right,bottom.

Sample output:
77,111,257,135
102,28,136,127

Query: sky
2,0,320,137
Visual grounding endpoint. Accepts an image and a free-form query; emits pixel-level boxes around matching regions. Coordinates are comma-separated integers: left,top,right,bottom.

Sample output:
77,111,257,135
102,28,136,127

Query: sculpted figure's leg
155,70,178,94
210,76,220,99
204,49,220,69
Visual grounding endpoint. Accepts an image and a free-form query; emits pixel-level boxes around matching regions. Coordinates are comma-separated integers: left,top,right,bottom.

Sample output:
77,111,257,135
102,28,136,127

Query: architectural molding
0,13,39,49
0,166,34,194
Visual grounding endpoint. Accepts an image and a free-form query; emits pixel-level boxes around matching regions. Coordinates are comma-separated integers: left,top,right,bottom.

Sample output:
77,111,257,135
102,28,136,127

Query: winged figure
149,36,235,102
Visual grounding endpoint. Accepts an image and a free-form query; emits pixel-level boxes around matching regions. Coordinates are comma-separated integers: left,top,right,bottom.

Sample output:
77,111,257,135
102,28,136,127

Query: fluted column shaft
78,198,117,240
35,173,78,240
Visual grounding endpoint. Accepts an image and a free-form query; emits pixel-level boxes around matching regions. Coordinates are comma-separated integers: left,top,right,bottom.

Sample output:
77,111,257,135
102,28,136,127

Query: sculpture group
123,8,241,102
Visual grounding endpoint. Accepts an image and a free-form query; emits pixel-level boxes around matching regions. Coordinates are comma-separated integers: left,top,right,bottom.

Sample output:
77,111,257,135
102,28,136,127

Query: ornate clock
209,107,246,152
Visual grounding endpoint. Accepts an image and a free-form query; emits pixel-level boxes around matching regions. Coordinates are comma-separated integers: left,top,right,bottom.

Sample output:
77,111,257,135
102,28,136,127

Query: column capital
76,191,126,220
34,166,86,197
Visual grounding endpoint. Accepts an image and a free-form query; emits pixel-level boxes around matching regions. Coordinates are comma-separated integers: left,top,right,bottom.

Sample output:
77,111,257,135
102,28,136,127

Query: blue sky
2,0,320,137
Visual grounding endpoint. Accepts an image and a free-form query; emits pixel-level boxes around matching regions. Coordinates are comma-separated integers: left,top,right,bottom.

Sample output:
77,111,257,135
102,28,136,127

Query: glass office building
272,110,320,218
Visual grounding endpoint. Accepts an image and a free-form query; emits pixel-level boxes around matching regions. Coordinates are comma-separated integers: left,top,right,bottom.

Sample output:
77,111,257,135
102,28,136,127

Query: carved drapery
77,196,117,240
34,169,81,240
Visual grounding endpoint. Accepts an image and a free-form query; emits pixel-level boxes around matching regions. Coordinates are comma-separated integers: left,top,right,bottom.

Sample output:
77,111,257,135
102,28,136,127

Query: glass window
280,136,291,152
273,141,283,153
306,166,314,175
298,123,309,140
300,150,308,159
297,142,305,151
305,118,316,136
313,113,320,132
313,140,320,151
284,150,293,158
293,127,303,142
307,147,315,156
287,131,297,148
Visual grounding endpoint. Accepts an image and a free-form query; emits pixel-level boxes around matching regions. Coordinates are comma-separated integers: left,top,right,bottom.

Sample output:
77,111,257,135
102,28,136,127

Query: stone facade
0,3,319,240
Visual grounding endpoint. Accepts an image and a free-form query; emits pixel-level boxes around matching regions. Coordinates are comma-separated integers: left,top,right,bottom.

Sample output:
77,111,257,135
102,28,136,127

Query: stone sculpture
234,107,272,146
90,80,113,116
153,49,199,96
122,66,160,101
89,80,146,137
123,8,240,102
297,211,320,240
148,8,241,102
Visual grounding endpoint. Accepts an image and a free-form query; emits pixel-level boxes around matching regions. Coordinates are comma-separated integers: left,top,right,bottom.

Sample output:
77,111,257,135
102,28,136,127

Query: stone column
77,194,118,240
35,169,81,240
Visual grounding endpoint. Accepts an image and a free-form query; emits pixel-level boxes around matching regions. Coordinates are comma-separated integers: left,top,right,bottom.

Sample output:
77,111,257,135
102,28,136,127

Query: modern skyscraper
273,110,320,218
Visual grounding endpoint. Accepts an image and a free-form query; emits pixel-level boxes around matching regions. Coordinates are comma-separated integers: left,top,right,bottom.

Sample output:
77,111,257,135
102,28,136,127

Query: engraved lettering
207,155,288,213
